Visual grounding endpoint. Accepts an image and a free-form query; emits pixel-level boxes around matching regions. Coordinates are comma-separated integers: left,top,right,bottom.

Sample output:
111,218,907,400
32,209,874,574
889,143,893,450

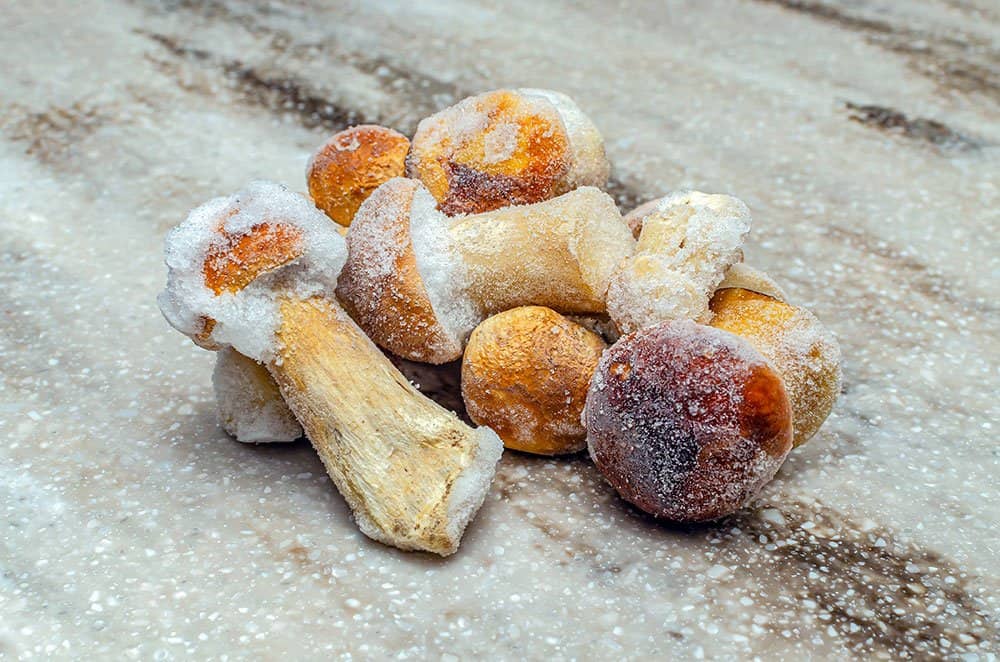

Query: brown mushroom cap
462,306,606,455
307,125,410,226
716,263,788,302
407,90,577,215
586,320,792,522
335,178,465,363
709,288,841,447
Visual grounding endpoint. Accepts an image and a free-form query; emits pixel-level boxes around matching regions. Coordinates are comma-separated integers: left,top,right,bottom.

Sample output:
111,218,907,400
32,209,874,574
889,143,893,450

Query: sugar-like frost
157,180,347,362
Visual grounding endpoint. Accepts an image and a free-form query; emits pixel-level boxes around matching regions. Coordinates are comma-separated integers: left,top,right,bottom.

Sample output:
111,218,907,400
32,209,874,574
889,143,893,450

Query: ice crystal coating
407,89,608,214
607,191,751,334
586,320,792,522
158,181,347,362
212,347,302,443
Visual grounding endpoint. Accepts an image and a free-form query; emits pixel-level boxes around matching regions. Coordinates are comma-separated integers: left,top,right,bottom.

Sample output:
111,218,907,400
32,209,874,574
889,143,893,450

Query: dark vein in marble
135,0,656,205
1,101,110,165
844,101,982,150
141,31,370,130
941,0,1000,22
729,498,998,657
138,27,647,211
755,0,1000,101
133,0,463,133
821,224,995,316
133,7,994,325
7,30,989,336
496,452,998,658
603,478,998,658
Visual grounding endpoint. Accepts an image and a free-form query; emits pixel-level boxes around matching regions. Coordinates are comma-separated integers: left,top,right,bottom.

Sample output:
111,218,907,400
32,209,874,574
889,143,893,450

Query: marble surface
1,0,998,659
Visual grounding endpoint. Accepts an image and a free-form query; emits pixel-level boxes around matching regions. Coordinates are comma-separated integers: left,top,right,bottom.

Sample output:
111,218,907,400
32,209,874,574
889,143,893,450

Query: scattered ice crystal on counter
4,6,999,657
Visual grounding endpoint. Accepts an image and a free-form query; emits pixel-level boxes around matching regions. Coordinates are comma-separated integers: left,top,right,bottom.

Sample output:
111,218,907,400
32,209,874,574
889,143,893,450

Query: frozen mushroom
462,306,606,455
607,190,751,334
336,178,634,363
586,320,793,522
158,181,502,556
407,88,609,214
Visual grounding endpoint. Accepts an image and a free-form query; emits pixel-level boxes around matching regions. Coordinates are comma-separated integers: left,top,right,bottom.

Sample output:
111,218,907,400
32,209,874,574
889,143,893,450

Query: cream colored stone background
1,1,997,658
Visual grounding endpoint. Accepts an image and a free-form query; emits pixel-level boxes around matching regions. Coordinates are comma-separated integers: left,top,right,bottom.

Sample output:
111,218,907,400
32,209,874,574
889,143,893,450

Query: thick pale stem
448,186,634,315
269,297,502,556
213,347,302,443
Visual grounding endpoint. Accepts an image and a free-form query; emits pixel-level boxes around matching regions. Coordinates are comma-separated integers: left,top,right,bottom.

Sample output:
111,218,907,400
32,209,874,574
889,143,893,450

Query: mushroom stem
270,296,502,556
213,347,302,443
450,186,633,314
159,181,502,556
338,180,635,364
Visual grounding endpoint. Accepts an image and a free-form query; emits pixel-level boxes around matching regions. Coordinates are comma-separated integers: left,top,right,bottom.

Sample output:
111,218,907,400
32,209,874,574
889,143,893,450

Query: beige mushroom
158,181,502,556
336,178,634,363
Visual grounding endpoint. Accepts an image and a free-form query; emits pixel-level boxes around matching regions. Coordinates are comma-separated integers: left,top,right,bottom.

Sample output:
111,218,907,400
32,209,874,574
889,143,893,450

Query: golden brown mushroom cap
307,125,410,227
462,306,606,455
335,178,466,363
407,89,608,215
709,288,841,447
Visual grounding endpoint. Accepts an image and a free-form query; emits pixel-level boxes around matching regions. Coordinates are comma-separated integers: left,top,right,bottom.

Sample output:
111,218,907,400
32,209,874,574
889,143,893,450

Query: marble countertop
1,0,998,659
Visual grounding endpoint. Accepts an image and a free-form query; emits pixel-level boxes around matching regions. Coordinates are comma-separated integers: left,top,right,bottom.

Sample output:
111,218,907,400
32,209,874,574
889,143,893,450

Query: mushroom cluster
159,89,841,556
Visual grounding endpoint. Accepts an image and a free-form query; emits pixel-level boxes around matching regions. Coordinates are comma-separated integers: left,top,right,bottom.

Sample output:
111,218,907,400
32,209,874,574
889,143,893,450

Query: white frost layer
157,181,347,362
407,183,481,344
213,347,302,443
649,191,751,289
608,190,751,334
518,88,610,189
443,426,504,553
415,90,554,151
482,121,519,165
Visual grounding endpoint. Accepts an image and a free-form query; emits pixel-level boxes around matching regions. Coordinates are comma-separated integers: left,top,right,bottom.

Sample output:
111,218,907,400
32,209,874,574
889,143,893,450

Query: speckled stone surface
1,1,998,659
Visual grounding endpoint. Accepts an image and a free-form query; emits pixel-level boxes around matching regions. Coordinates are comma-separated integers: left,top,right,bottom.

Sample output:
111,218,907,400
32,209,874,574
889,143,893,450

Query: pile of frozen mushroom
158,89,842,556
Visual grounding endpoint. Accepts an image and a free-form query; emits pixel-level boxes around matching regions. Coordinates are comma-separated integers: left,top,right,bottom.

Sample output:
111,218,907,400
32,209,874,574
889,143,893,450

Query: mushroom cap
335,178,476,363
157,181,346,361
307,125,410,226
516,88,609,190
462,306,606,455
586,320,793,522
709,288,841,447
407,89,607,215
